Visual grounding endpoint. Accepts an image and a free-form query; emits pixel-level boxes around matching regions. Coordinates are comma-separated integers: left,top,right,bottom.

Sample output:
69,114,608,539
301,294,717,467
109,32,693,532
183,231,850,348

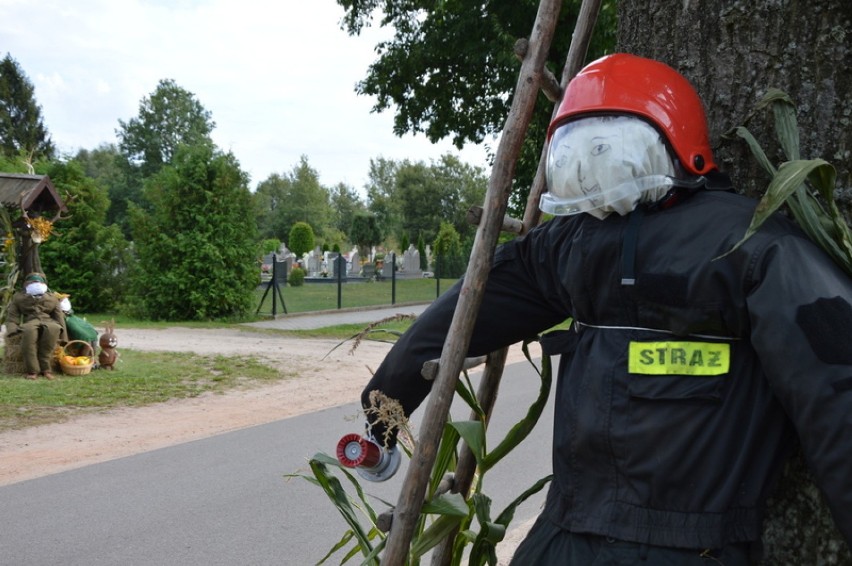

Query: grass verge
0,348,288,433
0,319,414,434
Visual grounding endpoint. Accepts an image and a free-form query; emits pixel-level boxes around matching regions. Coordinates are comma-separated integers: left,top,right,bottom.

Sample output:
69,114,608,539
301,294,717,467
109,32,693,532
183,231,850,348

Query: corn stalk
288,341,553,565
723,89,852,275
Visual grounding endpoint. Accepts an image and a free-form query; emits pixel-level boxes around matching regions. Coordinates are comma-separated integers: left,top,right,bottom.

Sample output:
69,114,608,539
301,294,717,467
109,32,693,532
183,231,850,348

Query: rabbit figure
98,320,119,370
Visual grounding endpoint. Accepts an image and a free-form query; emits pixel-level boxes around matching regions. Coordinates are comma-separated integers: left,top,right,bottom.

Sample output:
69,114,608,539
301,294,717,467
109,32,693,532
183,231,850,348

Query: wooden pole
379,1,564,563
521,0,604,234
431,4,606,564
429,347,509,566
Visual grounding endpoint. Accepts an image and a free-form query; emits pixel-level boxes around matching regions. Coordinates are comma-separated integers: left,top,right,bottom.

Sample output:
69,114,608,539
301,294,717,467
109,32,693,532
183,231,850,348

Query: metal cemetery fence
255,253,459,317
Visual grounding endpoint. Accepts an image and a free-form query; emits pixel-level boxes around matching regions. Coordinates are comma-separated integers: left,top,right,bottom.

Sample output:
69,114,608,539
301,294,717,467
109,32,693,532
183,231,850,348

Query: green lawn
255,276,459,315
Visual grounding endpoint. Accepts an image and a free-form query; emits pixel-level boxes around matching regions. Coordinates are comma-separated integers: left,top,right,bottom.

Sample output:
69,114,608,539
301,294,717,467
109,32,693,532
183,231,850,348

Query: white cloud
0,0,492,193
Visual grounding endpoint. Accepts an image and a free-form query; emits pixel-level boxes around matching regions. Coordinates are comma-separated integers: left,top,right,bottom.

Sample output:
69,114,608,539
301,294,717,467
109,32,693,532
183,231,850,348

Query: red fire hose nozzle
336,433,401,482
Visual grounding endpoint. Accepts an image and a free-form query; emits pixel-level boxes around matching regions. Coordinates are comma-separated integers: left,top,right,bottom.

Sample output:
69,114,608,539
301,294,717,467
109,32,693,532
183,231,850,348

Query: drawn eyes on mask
553,141,612,168
591,143,610,156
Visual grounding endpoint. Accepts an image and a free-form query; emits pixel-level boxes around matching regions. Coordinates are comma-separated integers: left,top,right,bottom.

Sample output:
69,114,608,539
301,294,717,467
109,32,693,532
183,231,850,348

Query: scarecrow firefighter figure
357,54,852,564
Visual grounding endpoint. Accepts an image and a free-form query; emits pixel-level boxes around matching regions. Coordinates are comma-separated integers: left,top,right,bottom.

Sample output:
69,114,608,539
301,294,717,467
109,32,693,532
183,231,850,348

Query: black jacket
362,189,852,549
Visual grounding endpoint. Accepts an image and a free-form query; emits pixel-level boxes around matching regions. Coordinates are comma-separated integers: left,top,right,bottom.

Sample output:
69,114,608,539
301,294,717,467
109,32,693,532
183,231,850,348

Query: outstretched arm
361,235,568,444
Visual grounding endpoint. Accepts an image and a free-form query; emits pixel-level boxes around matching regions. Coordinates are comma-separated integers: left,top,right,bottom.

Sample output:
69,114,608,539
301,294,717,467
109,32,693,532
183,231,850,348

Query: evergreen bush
288,266,305,287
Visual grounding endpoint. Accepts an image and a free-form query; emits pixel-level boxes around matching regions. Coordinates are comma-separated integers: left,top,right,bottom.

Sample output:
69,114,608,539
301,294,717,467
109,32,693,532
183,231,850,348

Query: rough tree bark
617,1,851,564
619,0,852,202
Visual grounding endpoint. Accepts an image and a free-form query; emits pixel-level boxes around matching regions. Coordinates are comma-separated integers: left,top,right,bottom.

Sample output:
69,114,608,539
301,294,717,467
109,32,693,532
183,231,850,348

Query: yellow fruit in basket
76,356,91,365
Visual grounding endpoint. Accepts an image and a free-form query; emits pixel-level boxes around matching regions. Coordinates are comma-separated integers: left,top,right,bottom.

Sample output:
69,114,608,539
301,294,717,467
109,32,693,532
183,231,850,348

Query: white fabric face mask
542,115,676,219
60,298,72,312
26,282,48,296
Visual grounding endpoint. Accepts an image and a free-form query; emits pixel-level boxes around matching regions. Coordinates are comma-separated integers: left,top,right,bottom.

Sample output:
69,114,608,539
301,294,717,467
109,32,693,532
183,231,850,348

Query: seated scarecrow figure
57,293,99,369
5,272,67,380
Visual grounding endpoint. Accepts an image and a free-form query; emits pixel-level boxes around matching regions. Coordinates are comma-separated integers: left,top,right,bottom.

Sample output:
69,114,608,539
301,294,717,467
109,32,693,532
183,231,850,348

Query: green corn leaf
807,164,852,266
774,161,852,276
785,185,846,269
412,493,471,560
449,420,487,465
753,88,795,111
762,88,801,160
481,341,552,472
455,371,485,419
471,492,493,532
308,458,378,562
730,89,852,278
479,522,506,544
422,492,471,516
429,424,460,497
467,493,505,566
311,452,380,524
410,513,468,560
340,534,367,564
777,161,834,237
360,537,386,565
314,530,354,565
721,159,835,257
495,474,554,527
471,493,505,543
732,126,777,178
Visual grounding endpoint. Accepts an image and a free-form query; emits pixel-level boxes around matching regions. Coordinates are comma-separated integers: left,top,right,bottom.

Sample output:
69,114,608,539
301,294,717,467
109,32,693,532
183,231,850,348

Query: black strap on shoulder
621,171,734,287
621,206,645,286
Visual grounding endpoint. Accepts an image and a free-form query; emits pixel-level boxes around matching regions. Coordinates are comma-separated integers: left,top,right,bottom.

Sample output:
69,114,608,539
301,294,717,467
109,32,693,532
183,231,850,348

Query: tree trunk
617,1,851,564
618,0,852,204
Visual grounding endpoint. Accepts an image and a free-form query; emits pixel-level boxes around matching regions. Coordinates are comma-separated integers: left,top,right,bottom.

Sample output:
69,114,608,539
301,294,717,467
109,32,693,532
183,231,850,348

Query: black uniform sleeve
746,231,852,545
361,234,568,442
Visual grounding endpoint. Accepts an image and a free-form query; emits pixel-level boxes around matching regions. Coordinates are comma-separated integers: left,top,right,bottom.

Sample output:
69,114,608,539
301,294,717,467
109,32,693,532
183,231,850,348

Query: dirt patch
0,326,530,487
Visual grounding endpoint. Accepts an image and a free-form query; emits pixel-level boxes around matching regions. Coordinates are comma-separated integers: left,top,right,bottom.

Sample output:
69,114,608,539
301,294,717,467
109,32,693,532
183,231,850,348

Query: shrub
260,238,281,255
433,222,466,278
288,266,305,287
289,222,315,258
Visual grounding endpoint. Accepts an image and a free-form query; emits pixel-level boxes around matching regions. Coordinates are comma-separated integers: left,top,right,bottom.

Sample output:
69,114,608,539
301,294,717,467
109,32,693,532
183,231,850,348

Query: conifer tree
0,54,55,163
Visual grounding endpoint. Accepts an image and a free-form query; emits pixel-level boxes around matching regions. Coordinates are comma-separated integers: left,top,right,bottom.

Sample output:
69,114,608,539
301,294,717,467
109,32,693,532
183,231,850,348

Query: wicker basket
59,340,95,376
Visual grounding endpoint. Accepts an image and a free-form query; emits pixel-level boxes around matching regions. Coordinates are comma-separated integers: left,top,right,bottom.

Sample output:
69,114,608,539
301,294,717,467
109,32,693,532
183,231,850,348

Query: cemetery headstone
403,244,421,274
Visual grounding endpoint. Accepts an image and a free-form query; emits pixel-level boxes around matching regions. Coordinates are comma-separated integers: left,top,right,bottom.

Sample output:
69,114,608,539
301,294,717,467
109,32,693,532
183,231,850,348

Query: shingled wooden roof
0,173,67,213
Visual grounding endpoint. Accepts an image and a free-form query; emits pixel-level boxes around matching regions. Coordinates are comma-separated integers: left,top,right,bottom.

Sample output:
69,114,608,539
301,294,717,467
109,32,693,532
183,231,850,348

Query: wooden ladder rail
378,1,563,563
521,0,605,234
428,346,510,566
429,4,602,560
380,0,604,562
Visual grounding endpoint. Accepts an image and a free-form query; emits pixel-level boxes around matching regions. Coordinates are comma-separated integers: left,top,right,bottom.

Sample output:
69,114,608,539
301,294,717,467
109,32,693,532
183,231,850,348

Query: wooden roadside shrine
0,172,68,277
378,0,604,563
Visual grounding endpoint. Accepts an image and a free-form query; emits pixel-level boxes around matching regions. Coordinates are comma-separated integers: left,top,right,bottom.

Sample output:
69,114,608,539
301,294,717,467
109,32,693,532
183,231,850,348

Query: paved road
244,303,431,331
0,360,553,565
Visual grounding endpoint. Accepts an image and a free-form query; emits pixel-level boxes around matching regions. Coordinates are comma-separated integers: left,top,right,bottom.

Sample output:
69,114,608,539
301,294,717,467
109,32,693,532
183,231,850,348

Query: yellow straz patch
628,341,730,376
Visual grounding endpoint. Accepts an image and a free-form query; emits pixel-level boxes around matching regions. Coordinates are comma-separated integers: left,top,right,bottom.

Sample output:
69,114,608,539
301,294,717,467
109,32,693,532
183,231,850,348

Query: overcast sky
0,0,492,193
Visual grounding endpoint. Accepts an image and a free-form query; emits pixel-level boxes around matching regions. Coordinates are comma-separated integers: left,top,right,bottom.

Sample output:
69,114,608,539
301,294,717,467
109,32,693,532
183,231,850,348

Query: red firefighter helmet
548,53,717,175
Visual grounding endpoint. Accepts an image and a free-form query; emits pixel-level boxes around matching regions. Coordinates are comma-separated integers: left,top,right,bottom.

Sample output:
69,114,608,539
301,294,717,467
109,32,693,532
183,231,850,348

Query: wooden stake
379,1,564,563
429,347,509,566
521,0,605,234
433,3,605,562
